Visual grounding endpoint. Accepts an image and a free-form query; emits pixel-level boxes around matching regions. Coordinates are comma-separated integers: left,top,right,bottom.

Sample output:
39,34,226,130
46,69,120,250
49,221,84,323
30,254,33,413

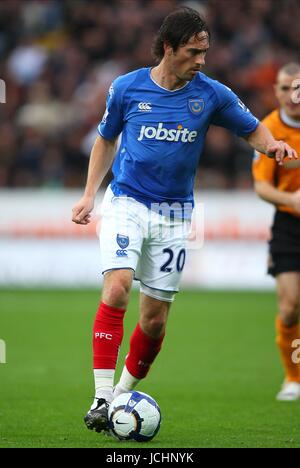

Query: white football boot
276,381,300,401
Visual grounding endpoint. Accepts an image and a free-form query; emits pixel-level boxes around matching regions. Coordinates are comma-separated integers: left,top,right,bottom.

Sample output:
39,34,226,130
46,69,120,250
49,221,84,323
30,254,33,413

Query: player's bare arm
254,180,300,214
72,135,118,225
244,122,298,165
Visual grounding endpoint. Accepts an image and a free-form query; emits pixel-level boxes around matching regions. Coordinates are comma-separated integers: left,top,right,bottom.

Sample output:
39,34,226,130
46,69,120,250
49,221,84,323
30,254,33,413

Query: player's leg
85,269,133,432
114,291,172,396
85,186,143,432
275,271,300,401
93,269,133,399
114,211,190,397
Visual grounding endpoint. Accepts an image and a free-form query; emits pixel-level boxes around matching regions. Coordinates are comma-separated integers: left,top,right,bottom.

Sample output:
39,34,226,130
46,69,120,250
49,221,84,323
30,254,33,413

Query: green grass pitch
0,289,299,448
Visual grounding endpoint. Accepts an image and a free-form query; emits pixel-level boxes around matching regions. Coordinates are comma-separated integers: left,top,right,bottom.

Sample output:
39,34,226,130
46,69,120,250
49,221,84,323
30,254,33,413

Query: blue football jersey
98,68,259,218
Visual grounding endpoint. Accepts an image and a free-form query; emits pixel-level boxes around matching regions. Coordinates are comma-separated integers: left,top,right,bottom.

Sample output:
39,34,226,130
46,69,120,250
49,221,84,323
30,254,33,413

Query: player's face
167,32,209,82
275,72,300,119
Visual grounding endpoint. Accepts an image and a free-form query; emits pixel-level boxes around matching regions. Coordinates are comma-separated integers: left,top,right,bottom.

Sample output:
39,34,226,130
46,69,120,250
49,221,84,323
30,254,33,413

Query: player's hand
72,196,94,225
266,140,298,166
289,189,300,214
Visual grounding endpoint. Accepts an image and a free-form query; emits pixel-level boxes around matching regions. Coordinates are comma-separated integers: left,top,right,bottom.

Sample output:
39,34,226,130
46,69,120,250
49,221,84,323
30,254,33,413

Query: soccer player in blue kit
72,7,298,433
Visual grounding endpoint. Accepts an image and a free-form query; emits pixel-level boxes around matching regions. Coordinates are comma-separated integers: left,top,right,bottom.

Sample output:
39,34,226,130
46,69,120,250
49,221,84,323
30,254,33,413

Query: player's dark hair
152,7,210,62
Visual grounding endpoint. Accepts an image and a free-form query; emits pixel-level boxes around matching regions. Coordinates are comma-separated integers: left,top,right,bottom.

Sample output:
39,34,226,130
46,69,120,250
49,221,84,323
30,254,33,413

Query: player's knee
103,280,131,308
279,298,300,326
143,314,167,339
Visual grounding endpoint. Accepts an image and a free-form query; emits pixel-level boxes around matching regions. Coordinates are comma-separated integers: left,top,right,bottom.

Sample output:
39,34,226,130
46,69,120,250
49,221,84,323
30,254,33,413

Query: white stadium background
0,190,275,289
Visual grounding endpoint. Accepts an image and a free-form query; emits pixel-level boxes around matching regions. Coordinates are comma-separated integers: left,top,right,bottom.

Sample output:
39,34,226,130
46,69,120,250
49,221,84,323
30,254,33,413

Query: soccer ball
108,391,161,442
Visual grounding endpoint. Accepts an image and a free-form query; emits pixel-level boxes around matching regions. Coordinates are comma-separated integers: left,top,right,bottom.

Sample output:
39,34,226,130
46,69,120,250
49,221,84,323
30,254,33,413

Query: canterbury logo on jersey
138,123,198,143
138,102,152,111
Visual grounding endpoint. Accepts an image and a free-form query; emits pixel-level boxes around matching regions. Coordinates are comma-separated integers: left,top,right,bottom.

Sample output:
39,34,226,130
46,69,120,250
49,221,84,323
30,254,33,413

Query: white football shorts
99,185,191,302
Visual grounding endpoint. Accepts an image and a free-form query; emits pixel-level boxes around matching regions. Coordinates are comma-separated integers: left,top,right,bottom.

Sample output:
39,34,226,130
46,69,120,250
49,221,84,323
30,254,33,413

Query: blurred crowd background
0,0,299,190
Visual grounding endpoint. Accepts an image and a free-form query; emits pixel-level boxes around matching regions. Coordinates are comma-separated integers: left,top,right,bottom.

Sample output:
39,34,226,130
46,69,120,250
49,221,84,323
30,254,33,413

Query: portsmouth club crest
116,234,129,249
116,234,129,257
188,98,205,115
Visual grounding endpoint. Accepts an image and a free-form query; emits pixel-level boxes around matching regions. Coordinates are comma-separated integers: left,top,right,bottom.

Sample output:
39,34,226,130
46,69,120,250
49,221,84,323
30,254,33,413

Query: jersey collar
149,68,192,93
280,109,300,128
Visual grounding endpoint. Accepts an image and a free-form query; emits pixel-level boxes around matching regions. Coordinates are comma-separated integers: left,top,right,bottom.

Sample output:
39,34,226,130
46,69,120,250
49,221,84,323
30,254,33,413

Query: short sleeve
98,79,124,140
211,82,259,137
252,150,276,184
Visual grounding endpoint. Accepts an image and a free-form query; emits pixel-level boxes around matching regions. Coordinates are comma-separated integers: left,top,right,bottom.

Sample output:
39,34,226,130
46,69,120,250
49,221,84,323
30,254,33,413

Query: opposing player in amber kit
253,63,300,400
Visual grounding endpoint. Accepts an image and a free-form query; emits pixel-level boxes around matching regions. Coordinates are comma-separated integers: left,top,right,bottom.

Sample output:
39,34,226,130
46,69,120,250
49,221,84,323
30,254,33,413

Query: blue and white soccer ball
108,391,161,442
